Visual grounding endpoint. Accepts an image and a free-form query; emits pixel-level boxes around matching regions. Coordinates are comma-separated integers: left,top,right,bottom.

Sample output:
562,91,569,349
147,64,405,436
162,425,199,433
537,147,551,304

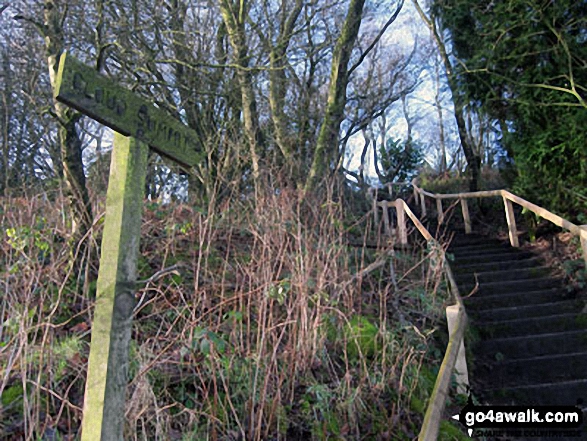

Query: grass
0,180,467,440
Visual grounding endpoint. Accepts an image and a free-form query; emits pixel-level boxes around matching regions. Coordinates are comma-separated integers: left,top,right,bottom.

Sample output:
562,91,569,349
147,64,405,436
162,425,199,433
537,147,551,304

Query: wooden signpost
54,52,200,440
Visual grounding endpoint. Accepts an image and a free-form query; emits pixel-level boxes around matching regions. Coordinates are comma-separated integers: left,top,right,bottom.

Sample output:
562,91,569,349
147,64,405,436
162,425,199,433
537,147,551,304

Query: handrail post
373,193,378,234
446,305,469,395
461,198,471,234
420,191,427,217
436,198,444,225
503,195,519,247
418,307,467,441
396,200,408,246
381,201,392,237
581,226,587,268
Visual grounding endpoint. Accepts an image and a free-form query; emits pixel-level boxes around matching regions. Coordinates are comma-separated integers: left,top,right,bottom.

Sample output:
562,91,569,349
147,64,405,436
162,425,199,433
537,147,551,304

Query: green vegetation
0,185,467,439
3,0,583,439
434,0,587,219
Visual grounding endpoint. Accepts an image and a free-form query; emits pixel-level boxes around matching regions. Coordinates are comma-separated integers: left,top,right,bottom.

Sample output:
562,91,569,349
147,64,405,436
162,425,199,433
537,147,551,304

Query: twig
26,379,83,413
343,247,395,288
134,263,190,312
136,263,188,285
462,274,479,298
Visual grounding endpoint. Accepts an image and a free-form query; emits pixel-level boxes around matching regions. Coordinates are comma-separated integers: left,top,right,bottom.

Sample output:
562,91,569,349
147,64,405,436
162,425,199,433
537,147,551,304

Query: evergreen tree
434,0,587,217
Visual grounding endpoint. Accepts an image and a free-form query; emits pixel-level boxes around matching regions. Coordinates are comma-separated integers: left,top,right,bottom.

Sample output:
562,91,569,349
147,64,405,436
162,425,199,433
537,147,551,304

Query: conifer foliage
434,0,587,218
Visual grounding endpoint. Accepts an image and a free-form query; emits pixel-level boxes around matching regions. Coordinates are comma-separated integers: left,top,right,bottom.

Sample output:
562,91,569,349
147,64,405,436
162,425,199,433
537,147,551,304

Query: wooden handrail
430,189,503,199
371,196,469,440
411,182,587,266
397,200,433,242
371,179,587,439
419,305,467,441
502,191,587,240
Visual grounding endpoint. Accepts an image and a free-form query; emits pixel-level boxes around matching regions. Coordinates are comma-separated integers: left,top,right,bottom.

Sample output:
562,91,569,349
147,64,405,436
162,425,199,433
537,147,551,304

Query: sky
344,0,459,184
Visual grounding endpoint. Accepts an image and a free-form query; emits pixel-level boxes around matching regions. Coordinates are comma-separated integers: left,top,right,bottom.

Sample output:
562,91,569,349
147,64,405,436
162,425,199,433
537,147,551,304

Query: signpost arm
81,134,148,441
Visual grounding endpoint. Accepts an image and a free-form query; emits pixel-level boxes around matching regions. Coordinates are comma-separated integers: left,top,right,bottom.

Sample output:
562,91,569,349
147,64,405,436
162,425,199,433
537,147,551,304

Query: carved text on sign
55,53,200,168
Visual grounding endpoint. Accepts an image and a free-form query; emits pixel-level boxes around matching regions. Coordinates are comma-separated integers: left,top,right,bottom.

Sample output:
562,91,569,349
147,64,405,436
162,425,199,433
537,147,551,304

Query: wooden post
503,196,519,247
418,306,467,441
54,53,201,440
581,226,587,268
436,198,444,225
445,305,469,395
420,191,427,218
81,134,148,440
396,200,408,246
461,198,471,234
381,201,392,237
373,195,378,234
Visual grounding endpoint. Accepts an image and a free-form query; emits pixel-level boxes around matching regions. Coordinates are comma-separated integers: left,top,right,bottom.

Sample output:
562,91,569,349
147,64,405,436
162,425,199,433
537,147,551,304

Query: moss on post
81,134,148,441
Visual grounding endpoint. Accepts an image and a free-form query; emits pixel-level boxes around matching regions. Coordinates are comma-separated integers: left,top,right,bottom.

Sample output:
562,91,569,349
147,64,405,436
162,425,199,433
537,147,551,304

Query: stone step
475,352,587,388
460,277,561,296
475,329,587,361
464,288,573,309
448,234,501,246
475,313,587,339
444,226,587,426
452,256,543,273
485,378,587,407
451,250,536,264
455,266,552,285
449,241,511,254
468,299,583,322
450,245,526,259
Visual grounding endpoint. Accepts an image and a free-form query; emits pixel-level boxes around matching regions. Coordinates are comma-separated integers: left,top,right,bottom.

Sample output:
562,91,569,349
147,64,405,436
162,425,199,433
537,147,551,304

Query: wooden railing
411,182,587,266
370,196,469,440
369,180,587,439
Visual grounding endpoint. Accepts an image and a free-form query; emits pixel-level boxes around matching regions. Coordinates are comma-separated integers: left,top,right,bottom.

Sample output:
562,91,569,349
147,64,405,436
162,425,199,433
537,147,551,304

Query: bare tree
14,0,93,236
305,0,366,192
219,0,265,185
411,0,481,191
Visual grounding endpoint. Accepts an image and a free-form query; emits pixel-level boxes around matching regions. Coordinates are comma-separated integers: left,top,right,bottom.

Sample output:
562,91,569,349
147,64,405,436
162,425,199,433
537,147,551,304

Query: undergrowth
0,181,465,440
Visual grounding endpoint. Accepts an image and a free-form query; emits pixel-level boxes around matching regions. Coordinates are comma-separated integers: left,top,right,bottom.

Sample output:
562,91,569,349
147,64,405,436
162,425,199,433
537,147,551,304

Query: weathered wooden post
581,226,587,268
445,305,469,395
460,198,471,234
419,190,427,218
436,198,444,225
381,201,392,237
396,200,408,246
502,195,519,247
81,133,148,439
54,52,200,440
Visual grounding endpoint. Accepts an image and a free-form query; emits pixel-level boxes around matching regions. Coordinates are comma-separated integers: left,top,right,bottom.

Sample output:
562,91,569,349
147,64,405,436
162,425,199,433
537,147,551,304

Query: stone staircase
446,231,587,409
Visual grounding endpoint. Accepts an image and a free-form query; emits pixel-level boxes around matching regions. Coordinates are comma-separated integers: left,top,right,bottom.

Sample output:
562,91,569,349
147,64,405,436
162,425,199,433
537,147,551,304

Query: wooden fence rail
370,194,469,440
409,182,587,267
370,180,587,439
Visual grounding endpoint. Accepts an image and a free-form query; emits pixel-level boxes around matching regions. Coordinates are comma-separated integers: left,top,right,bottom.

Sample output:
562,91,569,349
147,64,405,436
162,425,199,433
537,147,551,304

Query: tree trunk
1,47,11,195
268,0,303,167
412,0,480,191
219,0,264,185
305,0,366,192
434,56,448,174
44,0,93,237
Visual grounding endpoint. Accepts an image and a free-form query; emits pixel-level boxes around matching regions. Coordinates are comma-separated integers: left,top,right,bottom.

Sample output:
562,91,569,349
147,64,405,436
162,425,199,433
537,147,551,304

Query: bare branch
13,14,46,37
349,0,405,76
